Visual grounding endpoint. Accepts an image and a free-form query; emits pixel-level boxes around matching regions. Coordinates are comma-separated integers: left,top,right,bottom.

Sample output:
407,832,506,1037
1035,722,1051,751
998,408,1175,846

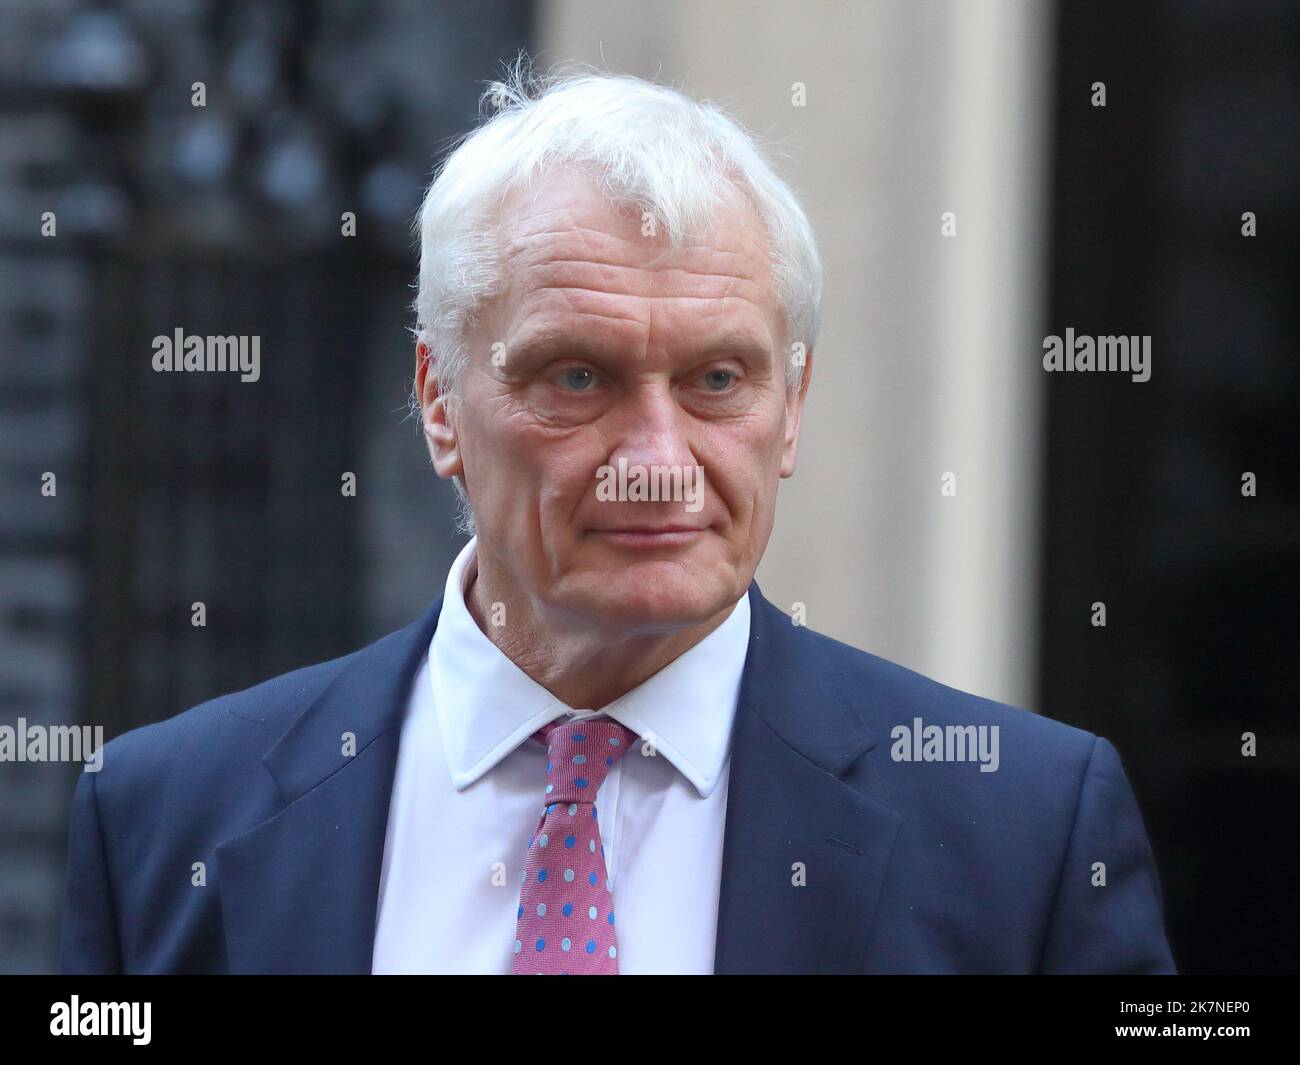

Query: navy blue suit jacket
60,582,1177,973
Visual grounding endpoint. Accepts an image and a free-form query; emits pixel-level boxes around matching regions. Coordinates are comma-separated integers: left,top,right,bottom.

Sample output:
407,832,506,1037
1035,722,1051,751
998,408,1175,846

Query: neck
463,549,737,710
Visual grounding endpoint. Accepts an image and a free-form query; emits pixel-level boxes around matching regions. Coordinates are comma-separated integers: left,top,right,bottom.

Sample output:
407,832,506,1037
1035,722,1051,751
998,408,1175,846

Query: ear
415,341,464,480
779,348,813,478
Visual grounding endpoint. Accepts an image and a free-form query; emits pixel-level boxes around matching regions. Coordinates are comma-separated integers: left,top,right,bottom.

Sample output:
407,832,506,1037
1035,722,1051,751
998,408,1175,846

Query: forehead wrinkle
504,215,769,250
518,251,767,278
498,202,774,279
507,235,774,305
507,234,772,284
514,287,772,334
496,242,777,356
517,267,771,309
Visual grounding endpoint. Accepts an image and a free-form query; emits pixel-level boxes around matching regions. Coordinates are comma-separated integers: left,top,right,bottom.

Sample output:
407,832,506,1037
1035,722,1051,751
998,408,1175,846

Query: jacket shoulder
92,608,436,790
800,618,1094,747
97,643,362,779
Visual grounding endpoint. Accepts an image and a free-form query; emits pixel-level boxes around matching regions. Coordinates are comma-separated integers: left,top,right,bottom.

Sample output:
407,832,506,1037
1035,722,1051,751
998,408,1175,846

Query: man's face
421,169,810,633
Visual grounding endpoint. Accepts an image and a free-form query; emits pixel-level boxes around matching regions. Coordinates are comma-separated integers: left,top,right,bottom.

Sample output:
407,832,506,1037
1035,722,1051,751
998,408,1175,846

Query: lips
593,526,702,535
590,526,706,547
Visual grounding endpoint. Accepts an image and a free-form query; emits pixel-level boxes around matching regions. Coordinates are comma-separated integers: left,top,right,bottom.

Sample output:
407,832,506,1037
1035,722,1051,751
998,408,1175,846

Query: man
60,68,1176,974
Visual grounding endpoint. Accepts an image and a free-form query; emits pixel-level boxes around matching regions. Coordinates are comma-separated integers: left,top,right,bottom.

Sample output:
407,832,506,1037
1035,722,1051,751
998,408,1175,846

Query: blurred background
0,0,1295,974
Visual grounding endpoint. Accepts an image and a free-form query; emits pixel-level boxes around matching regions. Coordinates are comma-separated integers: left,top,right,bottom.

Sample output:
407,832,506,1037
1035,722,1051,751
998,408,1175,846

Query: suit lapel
215,599,443,973
713,584,902,973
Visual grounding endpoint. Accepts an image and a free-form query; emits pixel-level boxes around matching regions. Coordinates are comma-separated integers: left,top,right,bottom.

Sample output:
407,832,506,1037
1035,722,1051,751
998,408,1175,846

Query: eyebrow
506,332,615,365
506,330,775,371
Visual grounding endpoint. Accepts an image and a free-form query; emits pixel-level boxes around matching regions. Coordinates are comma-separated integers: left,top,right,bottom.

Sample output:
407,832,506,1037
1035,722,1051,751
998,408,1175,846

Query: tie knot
538,715,637,804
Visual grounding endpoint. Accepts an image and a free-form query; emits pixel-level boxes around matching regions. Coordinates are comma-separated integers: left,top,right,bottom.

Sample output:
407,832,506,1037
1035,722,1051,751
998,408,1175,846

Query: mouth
589,526,706,548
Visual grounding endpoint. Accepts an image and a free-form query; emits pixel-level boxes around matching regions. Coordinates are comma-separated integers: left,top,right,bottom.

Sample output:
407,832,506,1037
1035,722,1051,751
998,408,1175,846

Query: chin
561,566,734,633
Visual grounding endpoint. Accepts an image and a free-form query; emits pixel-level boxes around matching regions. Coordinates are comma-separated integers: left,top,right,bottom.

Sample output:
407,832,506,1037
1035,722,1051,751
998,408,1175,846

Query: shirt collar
430,536,750,798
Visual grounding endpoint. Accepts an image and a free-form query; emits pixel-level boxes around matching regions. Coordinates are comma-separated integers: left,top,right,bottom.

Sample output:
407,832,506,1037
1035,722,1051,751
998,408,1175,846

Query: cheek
476,413,611,518
699,411,787,510
457,401,548,512
537,444,609,516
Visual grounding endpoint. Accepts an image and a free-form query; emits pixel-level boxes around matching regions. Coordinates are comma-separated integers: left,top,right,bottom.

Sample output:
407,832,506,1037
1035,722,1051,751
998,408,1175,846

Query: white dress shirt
371,536,750,974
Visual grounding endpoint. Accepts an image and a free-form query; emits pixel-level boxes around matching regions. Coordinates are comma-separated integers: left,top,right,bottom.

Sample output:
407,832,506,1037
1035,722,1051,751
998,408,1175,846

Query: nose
605,382,698,474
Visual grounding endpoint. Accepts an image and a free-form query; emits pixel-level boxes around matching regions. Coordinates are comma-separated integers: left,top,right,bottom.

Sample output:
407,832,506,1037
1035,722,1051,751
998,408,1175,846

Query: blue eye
702,370,735,391
559,368,597,391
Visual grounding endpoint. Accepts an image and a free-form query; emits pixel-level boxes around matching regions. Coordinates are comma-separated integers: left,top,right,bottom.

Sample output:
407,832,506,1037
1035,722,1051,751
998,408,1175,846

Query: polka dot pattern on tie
511,714,636,975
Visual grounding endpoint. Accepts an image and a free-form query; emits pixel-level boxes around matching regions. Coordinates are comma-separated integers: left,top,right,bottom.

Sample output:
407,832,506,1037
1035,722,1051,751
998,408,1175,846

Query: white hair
411,59,824,534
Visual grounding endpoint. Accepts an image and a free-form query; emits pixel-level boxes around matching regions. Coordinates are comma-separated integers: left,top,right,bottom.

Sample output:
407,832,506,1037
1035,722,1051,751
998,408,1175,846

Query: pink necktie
512,714,637,974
